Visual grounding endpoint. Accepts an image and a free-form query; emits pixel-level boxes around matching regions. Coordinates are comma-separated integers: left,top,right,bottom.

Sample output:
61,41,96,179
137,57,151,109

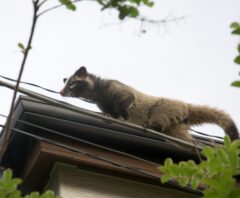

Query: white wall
45,162,200,198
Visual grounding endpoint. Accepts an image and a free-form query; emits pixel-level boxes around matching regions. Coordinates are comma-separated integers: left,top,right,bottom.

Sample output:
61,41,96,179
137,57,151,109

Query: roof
0,95,206,195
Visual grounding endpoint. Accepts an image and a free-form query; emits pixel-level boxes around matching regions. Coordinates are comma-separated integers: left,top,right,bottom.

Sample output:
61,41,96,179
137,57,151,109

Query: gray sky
0,0,240,138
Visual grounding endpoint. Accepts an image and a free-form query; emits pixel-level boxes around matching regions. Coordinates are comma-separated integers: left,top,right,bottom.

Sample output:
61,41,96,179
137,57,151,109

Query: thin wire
0,74,94,104
0,75,58,94
0,113,158,166
189,128,223,140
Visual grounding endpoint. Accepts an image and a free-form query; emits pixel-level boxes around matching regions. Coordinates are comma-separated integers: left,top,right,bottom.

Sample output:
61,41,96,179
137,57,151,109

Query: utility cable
0,75,58,94
190,128,223,140
0,74,94,103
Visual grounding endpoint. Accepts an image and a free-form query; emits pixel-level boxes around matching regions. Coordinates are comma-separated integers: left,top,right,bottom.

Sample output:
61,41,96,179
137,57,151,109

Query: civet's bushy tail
188,105,239,141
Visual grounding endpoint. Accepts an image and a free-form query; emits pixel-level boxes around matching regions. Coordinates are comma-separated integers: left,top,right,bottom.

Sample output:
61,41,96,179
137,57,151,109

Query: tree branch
137,14,188,34
0,1,40,156
38,0,48,7
138,15,187,24
100,14,187,34
38,0,83,17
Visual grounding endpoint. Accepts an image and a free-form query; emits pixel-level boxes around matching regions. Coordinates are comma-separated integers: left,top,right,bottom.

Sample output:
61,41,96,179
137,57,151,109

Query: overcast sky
0,0,240,138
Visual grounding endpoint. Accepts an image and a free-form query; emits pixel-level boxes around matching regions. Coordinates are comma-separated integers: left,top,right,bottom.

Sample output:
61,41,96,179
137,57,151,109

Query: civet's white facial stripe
69,83,77,89
74,75,94,89
86,76,94,89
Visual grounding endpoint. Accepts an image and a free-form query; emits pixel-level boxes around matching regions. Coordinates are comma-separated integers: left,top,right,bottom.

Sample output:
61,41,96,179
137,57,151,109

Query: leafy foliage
17,43,25,51
58,0,76,11
57,0,155,19
231,22,240,35
97,0,154,19
0,169,61,198
159,136,240,198
17,43,26,54
231,81,240,87
230,21,240,88
235,55,240,65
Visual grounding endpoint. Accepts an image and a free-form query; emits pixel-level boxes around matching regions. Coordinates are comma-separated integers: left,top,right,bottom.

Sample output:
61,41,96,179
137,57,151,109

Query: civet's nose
59,90,64,96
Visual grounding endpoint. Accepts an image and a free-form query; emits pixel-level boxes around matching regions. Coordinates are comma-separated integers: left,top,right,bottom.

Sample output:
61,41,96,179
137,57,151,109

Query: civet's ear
75,66,87,77
63,78,67,83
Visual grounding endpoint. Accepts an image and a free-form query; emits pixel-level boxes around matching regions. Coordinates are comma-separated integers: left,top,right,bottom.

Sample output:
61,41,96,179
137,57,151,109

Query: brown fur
60,66,239,142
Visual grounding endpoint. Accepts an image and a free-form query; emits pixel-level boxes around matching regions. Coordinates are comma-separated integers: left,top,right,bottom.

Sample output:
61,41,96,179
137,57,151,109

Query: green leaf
204,190,222,198
0,169,59,198
147,1,154,7
199,161,207,169
3,169,13,183
97,0,104,5
59,0,67,4
178,177,188,187
216,148,228,165
160,174,172,183
207,160,220,175
179,161,187,168
229,153,239,169
67,4,76,11
179,161,196,177
9,190,22,198
169,164,180,176
142,0,154,7
58,0,76,11
203,178,220,189
191,178,200,189
29,192,40,198
129,7,139,17
224,135,232,148
158,166,168,174
231,81,240,87
230,22,240,29
229,189,240,198
118,6,128,20
187,160,196,167
131,0,141,5
18,43,25,50
202,146,215,161
179,161,189,175
234,55,240,64
40,190,55,198
237,44,240,53
11,178,22,187
230,139,240,150
164,158,173,168
232,29,240,35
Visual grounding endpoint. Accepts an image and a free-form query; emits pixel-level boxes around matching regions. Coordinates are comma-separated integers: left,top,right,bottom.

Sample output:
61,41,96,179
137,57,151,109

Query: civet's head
60,66,95,98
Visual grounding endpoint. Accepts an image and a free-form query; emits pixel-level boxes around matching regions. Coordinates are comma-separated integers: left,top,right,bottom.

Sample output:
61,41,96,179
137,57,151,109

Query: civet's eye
69,81,74,86
63,78,67,83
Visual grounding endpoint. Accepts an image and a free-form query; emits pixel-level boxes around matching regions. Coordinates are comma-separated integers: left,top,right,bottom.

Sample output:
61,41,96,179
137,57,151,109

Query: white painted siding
45,163,200,198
